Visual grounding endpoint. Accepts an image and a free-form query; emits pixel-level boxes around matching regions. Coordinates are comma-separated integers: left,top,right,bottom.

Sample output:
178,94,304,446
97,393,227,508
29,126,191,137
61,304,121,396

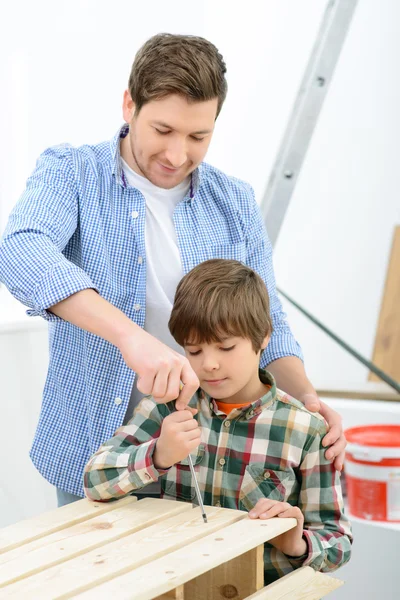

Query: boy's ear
261,334,271,351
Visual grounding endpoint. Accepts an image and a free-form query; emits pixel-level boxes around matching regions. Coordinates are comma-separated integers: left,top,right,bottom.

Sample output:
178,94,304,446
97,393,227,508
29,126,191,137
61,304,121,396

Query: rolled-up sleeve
84,398,169,502
0,146,97,321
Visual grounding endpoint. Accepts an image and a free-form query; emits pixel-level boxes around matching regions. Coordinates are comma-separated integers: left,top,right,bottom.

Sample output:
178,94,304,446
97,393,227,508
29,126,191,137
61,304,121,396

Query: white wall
273,0,400,385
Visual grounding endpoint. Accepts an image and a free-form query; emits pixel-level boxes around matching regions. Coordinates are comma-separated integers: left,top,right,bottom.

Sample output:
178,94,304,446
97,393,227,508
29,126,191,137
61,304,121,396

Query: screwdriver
188,453,208,523
177,383,208,524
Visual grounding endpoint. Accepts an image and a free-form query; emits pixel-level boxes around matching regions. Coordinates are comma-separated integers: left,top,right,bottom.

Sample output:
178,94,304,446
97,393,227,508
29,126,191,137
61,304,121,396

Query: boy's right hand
153,408,201,469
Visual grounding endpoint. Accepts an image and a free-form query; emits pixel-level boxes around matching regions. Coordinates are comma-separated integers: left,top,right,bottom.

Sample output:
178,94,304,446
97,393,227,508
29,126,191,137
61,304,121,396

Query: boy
84,259,352,583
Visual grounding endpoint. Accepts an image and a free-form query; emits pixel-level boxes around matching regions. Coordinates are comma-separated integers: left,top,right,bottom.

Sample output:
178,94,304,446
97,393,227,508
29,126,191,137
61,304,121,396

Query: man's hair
128,33,227,116
169,259,273,352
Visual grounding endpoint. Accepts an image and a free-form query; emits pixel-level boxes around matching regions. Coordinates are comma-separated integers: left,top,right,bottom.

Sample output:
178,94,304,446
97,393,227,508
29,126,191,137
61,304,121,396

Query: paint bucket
344,424,400,522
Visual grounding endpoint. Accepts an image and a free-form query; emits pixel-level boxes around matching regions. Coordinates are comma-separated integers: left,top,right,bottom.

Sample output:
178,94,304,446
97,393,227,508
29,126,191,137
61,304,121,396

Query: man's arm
0,146,197,407
50,290,198,407
83,397,168,501
243,187,345,468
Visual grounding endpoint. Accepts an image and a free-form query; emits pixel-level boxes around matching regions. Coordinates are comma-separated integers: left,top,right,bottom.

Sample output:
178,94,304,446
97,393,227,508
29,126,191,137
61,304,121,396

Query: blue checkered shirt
0,124,302,496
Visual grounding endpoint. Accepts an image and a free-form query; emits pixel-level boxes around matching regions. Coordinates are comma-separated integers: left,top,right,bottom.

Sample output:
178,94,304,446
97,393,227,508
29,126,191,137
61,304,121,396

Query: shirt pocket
206,242,246,262
238,465,291,512
163,445,205,502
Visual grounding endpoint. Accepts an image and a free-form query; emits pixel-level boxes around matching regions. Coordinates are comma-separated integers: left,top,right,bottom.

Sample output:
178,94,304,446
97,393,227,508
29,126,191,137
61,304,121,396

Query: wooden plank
0,498,186,587
77,516,297,600
370,225,400,383
155,586,185,600
243,566,343,599
316,381,400,401
185,543,264,600
2,506,247,599
0,495,136,554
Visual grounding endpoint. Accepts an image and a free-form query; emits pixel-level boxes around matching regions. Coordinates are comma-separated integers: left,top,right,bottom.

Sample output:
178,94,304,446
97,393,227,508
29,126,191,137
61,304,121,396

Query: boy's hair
169,259,273,352
128,33,227,117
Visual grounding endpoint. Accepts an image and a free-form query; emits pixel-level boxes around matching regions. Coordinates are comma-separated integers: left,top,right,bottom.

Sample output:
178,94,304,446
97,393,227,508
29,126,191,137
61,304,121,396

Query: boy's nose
202,357,219,372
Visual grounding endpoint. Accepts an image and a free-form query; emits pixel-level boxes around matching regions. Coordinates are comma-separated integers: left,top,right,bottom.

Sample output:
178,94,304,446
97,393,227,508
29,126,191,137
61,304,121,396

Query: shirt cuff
127,439,169,488
284,534,309,569
299,530,326,571
261,333,303,367
27,258,98,321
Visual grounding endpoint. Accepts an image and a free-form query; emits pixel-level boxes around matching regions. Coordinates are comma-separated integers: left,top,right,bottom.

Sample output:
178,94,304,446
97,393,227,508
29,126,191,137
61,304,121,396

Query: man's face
184,335,270,405
121,92,218,189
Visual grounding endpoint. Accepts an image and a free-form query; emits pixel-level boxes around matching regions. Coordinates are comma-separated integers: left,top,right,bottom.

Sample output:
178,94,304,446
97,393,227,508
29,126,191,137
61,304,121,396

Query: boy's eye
221,345,235,352
191,136,204,142
188,350,201,356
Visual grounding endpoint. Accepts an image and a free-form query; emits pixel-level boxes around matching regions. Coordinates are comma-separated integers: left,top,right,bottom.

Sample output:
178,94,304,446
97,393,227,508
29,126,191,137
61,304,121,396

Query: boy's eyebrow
153,121,213,135
185,336,232,346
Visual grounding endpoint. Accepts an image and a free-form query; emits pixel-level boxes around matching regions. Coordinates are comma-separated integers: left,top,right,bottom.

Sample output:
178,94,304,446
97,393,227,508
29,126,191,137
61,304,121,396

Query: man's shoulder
264,388,328,437
38,137,112,173
199,162,255,199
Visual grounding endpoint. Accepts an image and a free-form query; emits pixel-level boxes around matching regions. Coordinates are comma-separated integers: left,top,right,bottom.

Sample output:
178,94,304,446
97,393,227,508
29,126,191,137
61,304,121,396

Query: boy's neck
215,374,270,406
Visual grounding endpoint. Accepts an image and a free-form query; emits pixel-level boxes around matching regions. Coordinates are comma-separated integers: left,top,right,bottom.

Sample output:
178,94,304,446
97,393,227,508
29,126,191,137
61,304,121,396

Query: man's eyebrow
153,121,213,135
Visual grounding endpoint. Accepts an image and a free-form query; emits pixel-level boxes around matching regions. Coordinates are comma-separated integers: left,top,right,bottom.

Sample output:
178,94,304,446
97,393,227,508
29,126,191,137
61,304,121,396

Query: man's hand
119,327,199,409
153,408,201,469
298,393,346,471
249,499,307,557
267,357,346,471
49,289,199,409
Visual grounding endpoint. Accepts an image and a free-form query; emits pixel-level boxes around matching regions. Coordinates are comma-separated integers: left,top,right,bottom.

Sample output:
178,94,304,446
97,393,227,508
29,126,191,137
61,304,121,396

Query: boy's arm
83,398,169,502
292,421,353,572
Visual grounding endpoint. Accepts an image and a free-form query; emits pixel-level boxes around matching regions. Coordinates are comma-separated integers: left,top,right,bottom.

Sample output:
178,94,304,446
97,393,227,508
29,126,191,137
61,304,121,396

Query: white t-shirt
121,159,190,423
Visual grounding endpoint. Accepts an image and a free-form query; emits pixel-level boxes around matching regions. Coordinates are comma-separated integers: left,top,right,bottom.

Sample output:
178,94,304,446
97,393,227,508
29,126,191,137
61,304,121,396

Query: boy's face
121,92,218,189
184,335,270,405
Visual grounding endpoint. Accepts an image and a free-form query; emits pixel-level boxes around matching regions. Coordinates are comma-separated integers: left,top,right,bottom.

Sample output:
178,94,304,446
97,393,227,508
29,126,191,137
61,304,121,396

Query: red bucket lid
345,424,400,447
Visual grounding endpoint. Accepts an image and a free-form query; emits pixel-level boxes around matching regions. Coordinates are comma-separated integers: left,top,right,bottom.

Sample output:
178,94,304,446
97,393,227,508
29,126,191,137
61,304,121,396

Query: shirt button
219,458,226,466
209,402,214,410
223,421,230,428
131,210,139,219
134,304,141,311
264,471,271,479
144,473,151,480
215,501,221,507
114,397,123,406
137,256,143,264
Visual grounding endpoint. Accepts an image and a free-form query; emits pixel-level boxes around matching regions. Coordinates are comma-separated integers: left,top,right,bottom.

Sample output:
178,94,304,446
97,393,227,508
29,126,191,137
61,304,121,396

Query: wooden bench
0,497,343,599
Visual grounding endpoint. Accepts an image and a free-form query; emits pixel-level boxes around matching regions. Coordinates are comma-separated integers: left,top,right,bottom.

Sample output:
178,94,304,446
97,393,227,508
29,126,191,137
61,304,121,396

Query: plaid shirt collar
196,369,278,421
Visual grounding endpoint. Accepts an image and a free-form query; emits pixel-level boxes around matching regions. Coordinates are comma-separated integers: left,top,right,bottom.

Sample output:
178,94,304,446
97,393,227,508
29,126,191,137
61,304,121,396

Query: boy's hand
249,499,307,557
153,408,201,469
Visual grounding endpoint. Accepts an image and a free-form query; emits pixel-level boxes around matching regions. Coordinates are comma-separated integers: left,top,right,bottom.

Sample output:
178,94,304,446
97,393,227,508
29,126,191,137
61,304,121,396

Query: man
0,33,345,506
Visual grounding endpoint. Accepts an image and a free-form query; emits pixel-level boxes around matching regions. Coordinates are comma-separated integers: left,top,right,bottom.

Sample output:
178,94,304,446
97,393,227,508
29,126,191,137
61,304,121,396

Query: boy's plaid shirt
84,370,352,583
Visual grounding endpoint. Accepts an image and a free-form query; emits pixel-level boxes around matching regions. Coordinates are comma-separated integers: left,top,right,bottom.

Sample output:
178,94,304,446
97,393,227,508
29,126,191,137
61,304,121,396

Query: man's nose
164,139,187,168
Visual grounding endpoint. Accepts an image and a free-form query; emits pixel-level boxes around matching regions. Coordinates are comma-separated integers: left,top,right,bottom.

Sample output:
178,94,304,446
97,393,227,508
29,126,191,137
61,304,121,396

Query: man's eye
191,136,204,142
155,129,170,135
221,346,235,352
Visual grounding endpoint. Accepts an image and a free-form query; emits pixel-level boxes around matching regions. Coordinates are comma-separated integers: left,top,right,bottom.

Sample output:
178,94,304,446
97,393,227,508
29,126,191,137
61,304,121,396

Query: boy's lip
203,378,227,385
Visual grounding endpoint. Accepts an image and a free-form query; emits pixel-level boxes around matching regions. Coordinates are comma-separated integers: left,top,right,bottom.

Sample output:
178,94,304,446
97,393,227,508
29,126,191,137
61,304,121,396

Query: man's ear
122,90,136,123
260,334,271,351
